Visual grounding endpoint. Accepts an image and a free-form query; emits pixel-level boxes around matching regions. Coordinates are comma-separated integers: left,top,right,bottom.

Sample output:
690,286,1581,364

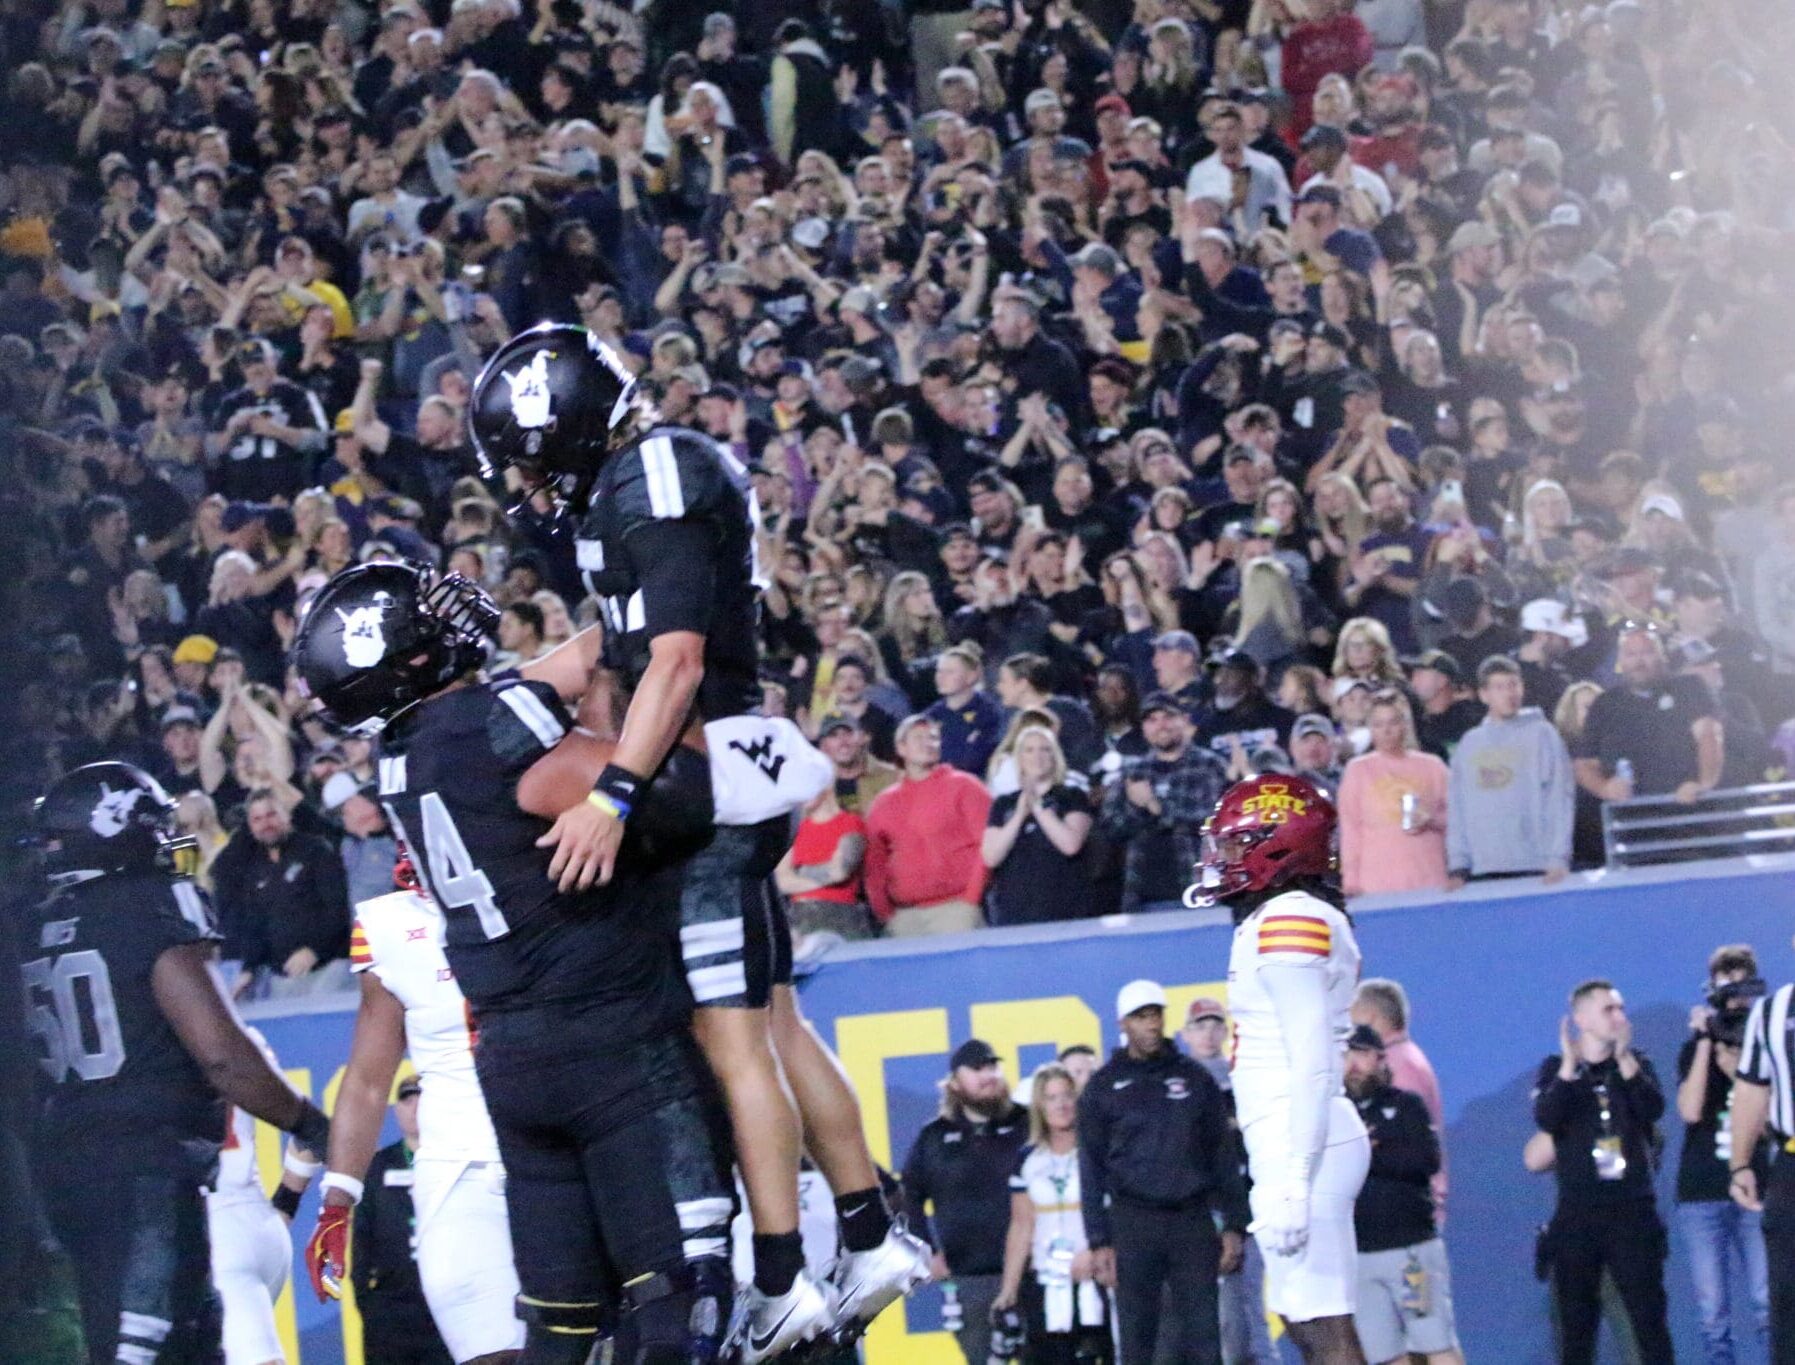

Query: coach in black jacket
1080,980,1249,1365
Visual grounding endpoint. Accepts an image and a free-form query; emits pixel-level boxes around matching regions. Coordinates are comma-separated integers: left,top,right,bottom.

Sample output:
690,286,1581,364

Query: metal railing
1601,780,1795,868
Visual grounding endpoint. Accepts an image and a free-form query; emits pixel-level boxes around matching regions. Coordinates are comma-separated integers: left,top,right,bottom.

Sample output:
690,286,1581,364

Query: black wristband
271,1183,303,1218
594,763,644,819
289,1099,330,1155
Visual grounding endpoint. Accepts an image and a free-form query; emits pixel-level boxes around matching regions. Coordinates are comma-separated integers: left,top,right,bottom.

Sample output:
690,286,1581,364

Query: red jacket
1281,15,1374,137
862,766,992,923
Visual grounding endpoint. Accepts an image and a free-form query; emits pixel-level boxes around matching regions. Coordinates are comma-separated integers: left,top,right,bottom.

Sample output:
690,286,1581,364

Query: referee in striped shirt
1730,973,1795,1362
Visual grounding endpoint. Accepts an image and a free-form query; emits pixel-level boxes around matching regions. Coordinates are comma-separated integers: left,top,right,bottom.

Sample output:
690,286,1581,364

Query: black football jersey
576,425,763,721
20,871,225,1146
377,675,690,1031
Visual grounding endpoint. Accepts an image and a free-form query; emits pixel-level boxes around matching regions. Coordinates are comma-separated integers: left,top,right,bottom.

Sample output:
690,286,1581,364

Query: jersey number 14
415,792,510,940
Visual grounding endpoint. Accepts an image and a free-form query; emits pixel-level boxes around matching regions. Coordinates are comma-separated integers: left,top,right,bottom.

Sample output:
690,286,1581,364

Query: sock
752,1231,804,1297
835,1187,893,1253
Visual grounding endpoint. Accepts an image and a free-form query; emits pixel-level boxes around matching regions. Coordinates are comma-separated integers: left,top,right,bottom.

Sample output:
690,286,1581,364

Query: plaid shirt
1099,746,1232,911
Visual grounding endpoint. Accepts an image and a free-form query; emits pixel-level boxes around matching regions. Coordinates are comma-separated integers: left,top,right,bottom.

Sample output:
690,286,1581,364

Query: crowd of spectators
3,0,1795,986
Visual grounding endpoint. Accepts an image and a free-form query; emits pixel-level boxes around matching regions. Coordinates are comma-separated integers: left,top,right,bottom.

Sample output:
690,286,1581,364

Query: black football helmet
291,561,498,734
468,322,646,485
34,762,196,882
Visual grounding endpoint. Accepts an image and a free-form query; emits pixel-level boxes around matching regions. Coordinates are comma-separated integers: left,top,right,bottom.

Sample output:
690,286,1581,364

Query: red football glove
306,1203,351,1302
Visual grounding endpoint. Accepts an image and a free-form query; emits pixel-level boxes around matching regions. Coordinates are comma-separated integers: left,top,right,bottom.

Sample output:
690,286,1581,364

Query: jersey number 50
21,949,125,1082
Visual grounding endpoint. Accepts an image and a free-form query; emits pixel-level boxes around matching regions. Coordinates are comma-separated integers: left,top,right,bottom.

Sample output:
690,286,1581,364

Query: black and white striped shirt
1738,982,1795,1139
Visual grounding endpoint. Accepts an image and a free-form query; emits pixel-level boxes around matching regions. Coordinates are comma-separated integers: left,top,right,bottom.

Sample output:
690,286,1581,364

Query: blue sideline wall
248,854,1795,1364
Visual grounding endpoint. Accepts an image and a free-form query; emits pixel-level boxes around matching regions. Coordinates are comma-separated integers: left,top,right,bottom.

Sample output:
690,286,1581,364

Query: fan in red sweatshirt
1281,0,1375,140
863,732,992,933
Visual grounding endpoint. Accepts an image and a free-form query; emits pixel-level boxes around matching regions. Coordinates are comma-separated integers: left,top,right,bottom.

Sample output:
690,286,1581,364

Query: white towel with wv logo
703,716,834,826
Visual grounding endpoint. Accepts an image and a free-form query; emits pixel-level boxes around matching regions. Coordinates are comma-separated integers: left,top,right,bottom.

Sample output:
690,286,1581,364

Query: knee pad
630,745,716,864
516,1294,609,1365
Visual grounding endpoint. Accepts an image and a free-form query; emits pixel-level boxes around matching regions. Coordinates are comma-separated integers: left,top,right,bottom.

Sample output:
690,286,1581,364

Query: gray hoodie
1446,707,1575,876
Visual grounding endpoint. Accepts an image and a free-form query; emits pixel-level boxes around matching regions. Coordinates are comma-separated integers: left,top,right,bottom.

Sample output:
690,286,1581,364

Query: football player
21,762,331,1364
304,851,524,1364
207,1030,317,1365
292,561,735,1365
469,323,928,1358
1197,774,1372,1365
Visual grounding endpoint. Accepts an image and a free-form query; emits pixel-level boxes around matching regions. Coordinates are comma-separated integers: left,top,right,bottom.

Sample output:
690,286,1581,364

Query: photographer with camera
1676,945,1771,1365
1730,956,1795,1363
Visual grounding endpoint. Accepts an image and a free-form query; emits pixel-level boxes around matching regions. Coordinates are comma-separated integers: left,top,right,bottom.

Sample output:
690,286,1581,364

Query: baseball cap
1446,221,1501,254
1300,124,1347,151
839,285,879,316
320,770,364,813
1139,690,1186,719
1295,183,1343,208
950,1039,1000,1071
1024,88,1063,115
1545,203,1584,230
1292,712,1335,742
816,714,861,739
1598,545,1657,579
1116,979,1168,1020
1339,370,1381,396
1520,598,1588,646
1405,648,1465,684
1347,1024,1386,1053
1674,572,1724,602
172,634,220,665
222,501,268,533
1332,675,1373,702
160,705,202,731
1094,93,1132,118
1207,647,1259,674
1639,492,1683,521
1185,996,1226,1025
1071,242,1122,276
1152,629,1199,656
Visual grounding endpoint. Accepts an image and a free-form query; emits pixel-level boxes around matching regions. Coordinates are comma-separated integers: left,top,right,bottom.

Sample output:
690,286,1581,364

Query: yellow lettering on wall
833,1008,947,1169
832,1009,961,1364
968,996,1101,1090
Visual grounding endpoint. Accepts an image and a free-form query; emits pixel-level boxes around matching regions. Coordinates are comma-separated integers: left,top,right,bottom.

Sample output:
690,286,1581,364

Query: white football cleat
828,1223,933,1327
734,1269,834,1363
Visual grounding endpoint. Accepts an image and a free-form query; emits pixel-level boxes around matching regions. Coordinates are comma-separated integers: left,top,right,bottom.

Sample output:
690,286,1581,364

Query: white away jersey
351,891,499,1162
1226,890,1361,1132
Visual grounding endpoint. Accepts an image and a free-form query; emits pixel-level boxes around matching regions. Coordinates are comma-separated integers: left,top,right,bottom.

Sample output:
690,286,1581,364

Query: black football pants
473,1009,735,1329
40,1140,221,1364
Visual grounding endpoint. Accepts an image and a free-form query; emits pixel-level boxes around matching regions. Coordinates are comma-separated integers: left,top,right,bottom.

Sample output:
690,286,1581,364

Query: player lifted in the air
305,850,523,1364
1197,774,1371,1365
467,323,929,1359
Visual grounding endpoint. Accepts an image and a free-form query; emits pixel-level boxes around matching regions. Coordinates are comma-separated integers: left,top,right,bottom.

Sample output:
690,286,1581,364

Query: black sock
835,1187,893,1254
752,1231,805,1297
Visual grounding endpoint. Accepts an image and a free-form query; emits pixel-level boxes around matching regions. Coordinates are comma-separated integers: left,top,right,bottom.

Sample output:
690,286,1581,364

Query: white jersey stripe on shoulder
641,434,686,518
498,684,564,749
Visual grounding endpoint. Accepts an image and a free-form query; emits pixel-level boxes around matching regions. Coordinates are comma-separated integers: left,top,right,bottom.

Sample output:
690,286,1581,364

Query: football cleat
733,1269,834,1363
827,1223,933,1328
